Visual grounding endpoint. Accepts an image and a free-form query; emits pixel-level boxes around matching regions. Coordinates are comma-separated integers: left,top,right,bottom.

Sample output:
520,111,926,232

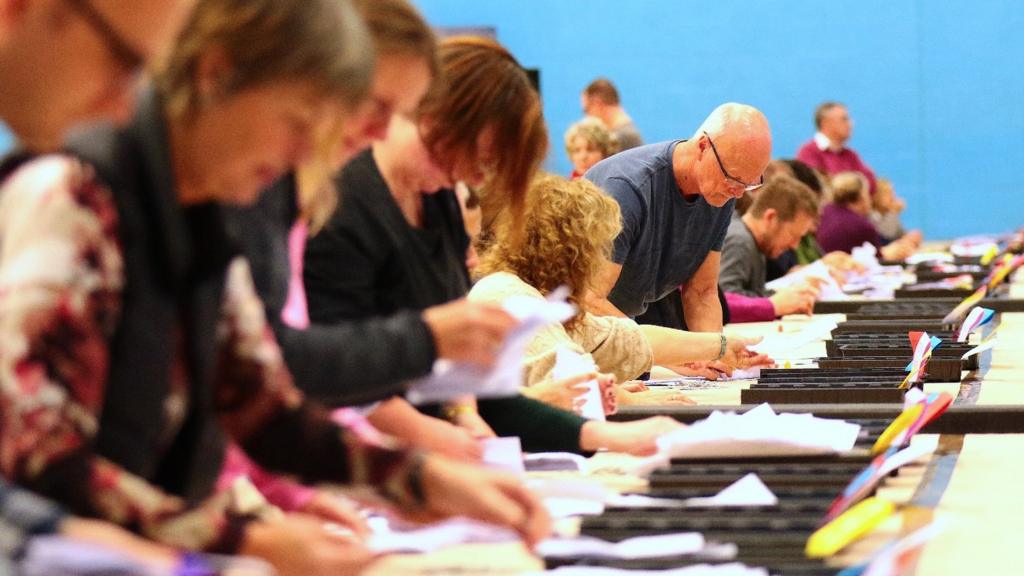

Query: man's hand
770,287,816,316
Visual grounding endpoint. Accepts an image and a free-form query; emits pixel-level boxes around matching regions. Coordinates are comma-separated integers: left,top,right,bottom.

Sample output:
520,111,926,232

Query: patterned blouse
0,156,421,551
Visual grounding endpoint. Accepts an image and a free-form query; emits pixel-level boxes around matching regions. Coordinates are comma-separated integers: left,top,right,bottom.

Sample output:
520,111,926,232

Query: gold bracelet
442,404,476,421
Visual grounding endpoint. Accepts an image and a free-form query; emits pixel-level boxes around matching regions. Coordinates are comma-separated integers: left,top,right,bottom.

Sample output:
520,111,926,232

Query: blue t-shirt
585,140,735,317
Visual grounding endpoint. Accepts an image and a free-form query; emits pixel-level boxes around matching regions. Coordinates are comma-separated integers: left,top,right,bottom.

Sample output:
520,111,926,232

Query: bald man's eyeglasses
65,0,145,76
703,131,764,193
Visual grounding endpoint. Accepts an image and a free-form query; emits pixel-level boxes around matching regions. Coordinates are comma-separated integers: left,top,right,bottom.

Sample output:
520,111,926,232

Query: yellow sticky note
872,403,923,454
806,497,895,558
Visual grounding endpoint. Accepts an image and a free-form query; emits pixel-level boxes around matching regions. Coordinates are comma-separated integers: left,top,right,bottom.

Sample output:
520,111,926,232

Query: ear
762,207,778,226
194,45,234,106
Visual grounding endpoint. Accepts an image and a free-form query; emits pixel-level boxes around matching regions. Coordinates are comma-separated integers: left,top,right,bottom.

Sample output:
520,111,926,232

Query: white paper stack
655,404,861,460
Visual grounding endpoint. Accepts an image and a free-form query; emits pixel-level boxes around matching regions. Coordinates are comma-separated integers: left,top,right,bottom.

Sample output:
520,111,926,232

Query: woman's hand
411,456,551,547
297,491,369,541
580,417,684,456
239,515,378,576
422,298,518,368
522,371,599,411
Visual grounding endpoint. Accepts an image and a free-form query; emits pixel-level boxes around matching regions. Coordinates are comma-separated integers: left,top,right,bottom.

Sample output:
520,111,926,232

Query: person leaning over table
304,37,683,457
583,103,773,375
0,0,214,573
719,175,822,323
0,3,549,576
224,0,503,467
471,173,714,407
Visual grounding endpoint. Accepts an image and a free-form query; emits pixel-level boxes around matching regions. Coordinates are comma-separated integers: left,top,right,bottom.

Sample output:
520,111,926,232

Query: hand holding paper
407,288,575,404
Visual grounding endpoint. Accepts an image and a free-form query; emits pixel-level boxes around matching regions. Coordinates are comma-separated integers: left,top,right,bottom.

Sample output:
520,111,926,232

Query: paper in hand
406,287,575,404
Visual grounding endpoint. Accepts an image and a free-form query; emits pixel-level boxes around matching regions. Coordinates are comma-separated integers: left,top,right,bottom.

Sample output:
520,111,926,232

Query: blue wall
416,1,1024,239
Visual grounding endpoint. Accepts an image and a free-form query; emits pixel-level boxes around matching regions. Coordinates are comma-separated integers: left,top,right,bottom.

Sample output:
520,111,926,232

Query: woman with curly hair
564,117,618,179
471,174,699,407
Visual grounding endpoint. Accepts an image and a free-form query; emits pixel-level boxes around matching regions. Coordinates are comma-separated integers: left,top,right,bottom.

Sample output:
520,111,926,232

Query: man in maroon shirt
796,102,877,194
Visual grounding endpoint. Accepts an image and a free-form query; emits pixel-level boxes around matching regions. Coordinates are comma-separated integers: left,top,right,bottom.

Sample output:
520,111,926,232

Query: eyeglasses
703,130,764,193
65,0,145,76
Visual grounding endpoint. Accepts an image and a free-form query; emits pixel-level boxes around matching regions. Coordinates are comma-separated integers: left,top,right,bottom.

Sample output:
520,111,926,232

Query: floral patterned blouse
0,156,421,551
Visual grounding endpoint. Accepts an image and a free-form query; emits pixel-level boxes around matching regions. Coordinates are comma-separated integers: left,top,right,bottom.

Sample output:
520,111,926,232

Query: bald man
586,103,772,334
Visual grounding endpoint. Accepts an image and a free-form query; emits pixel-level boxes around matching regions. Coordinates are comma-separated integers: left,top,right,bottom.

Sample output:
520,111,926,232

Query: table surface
365,271,1024,574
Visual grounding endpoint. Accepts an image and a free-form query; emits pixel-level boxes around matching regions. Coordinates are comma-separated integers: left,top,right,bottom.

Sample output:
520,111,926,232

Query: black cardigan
225,178,431,406
304,151,588,452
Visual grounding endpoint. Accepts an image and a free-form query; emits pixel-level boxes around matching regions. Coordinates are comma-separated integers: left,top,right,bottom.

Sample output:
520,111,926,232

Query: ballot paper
481,436,525,474
406,288,575,404
906,252,955,265
606,474,778,509
367,518,521,553
538,563,768,576
765,260,844,299
523,452,588,472
553,348,605,421
537,532,705,560
684,473,778,507
747,317,838,359
655,403,861,460
852,242,881,269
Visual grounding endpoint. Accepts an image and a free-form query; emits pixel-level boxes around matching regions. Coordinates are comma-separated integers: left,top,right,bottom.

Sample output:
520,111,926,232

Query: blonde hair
564,117,618,158
831,171,870,206
158,0,373,119
477,173,621,330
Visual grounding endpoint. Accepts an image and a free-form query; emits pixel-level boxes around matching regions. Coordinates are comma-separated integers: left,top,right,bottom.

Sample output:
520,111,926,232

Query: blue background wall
416,1,1024,239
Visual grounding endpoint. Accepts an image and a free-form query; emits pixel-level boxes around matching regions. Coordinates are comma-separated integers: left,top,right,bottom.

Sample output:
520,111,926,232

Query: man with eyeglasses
584,103,771,374
0,0,200,573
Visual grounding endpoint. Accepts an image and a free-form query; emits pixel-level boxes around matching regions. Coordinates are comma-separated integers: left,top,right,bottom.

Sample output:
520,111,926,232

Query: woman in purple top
817,172,915,260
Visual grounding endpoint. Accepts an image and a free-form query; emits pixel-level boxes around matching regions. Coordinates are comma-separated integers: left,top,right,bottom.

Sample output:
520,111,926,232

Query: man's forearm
682,285,723,331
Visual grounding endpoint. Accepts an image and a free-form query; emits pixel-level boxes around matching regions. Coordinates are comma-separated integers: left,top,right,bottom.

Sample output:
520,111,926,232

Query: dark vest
64,90,233,505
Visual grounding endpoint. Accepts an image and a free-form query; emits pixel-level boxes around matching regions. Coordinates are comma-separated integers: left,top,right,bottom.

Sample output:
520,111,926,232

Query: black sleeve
476,396,589,454
226,187,437,407
272,313,435,407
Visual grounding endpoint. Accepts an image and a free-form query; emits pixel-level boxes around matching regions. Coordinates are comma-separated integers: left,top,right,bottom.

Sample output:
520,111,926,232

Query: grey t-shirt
612,121,644,151
719,214,767,297
585,140,736,317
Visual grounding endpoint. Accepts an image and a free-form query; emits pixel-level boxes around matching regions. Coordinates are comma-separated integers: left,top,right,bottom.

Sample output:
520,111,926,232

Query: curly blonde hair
564,116,618,158
476,173,621,330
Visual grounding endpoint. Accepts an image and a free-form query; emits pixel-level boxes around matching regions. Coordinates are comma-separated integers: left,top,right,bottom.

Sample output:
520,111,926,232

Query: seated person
719,175,821,323
872,177,922,246
565,117,618,179
818,172,916,260
470,174,694,406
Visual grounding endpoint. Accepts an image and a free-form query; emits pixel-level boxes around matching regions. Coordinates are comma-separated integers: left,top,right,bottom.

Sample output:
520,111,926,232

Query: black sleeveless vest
65,89,234,505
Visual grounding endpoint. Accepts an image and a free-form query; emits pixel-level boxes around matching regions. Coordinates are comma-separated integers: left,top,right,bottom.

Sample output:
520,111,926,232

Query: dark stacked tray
827,332,977,372
548,420,894,575
912,264,987,283
741,367,910,404
851,301,959,320
831,319,956,334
